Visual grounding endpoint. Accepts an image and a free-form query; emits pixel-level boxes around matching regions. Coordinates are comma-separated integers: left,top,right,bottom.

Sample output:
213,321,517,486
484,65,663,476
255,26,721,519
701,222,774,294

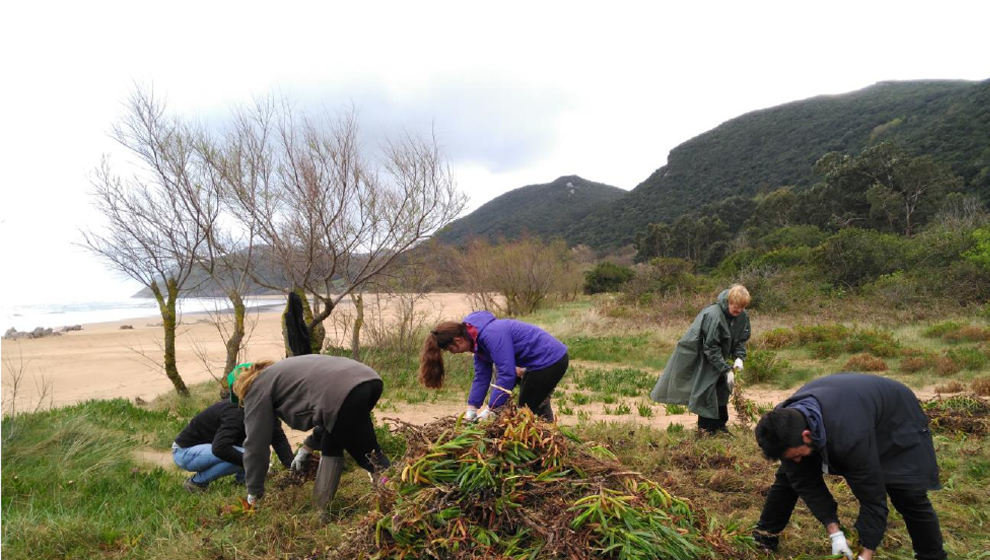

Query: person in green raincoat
649,284,751,434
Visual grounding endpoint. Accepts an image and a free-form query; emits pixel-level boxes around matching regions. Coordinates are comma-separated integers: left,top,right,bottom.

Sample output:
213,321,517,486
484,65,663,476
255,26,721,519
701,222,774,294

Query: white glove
829,531,854,560
246,493,259,506
726,369,735,392
464,407,478,421
477,407,496,421
290,447,312,472
733,358,744,372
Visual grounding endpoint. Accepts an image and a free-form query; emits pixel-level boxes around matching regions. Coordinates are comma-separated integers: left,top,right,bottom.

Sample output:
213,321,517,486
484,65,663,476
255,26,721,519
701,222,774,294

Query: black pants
698,373,730,433
518,354,568,421
697,405,729,433
304,380,389,473
756,468,947,560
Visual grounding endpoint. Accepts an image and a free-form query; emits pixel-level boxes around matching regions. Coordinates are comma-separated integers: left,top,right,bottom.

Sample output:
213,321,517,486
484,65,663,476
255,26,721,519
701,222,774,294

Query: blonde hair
727,284,751,308
232,360,274,406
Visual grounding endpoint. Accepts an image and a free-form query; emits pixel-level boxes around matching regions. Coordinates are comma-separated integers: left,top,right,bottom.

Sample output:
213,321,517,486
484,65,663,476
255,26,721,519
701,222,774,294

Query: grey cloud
278,77,570,173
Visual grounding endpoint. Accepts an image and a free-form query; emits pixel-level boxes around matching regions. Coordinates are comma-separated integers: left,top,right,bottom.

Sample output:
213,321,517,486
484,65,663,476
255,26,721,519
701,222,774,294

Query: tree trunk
224,290,246,377
152,280,189,397
308,293,326,354
350,292,364,361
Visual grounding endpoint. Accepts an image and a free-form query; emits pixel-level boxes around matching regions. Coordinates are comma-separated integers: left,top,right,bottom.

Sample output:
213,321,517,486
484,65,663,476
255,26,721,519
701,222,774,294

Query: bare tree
82,89,217,396
460,236,580,316
222,103,466,349
194,107,273,374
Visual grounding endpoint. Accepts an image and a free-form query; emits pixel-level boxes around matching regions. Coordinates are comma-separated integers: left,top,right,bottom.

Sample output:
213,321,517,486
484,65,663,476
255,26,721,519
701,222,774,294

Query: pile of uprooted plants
329,407,755,560
922,394,990,435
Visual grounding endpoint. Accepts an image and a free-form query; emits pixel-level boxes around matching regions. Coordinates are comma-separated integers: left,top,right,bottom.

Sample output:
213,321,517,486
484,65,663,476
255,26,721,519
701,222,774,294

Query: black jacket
175,401,292,468
778,373,939,550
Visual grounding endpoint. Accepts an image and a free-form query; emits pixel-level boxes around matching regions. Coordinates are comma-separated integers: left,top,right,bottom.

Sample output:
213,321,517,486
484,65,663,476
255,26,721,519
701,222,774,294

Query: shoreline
2,294,289,334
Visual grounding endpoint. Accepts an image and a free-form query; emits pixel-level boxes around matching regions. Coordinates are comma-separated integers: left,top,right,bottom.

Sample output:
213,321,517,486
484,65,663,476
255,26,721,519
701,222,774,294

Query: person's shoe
752,529,779,552
716,426,733,436
184,477,209,493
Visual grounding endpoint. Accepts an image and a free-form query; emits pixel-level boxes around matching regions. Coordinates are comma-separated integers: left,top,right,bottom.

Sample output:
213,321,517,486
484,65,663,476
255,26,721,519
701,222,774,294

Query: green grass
560,334,667,369
569,366,657,398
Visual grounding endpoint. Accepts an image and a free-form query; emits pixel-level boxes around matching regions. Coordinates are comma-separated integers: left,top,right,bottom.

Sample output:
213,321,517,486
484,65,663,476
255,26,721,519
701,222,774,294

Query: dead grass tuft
972,377,990,397
935,356,962,376
843,353,887,372
934,381,965,394
945,325,990,343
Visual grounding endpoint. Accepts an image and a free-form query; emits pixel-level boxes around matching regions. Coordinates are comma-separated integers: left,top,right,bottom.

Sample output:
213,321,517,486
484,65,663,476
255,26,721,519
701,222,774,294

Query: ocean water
1,296,285,333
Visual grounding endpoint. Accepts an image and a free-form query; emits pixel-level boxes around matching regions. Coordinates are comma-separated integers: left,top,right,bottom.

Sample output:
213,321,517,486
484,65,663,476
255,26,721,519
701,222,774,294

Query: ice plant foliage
333,407,753,559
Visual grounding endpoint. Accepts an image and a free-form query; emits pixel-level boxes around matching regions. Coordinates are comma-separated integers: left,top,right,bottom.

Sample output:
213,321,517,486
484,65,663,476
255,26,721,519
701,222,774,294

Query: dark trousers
697,373,730,433
697,405,729,433
756,468,947,560
305,380,389,473
518,354,568,421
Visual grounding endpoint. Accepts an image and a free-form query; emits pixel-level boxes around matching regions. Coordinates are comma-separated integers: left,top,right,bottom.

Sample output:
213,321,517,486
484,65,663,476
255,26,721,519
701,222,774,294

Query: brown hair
419,321,468,388
232,360,275,406
727,284,751,308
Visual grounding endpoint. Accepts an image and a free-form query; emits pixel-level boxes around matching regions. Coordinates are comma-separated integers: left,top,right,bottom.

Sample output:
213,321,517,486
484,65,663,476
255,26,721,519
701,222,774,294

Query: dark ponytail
419,321,468,388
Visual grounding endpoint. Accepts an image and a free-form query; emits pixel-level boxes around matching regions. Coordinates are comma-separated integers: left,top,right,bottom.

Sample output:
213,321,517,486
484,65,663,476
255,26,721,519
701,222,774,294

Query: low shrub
843,353,888,372
945,347,989,371
846,328,900,358
757,328,796,349
745,349,790,384
924,321,963,339
583,261,635,294
972,378,990,397
794,324,850,344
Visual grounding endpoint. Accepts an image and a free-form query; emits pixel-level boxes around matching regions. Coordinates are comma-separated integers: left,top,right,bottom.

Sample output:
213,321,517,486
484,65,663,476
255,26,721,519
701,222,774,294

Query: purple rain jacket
464,311,568,409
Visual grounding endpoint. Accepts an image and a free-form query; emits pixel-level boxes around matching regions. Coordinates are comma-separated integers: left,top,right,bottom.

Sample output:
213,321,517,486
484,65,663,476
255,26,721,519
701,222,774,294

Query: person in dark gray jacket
753,373,946,560
230,355,389,516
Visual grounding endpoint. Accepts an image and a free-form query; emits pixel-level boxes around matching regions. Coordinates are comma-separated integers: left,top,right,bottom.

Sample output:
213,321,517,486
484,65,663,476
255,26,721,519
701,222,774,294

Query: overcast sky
2,0,988,305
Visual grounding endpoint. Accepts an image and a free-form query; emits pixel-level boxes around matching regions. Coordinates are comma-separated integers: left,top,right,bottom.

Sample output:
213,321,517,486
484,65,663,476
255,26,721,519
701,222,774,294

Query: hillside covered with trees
433,175,626,245
568,79,990,248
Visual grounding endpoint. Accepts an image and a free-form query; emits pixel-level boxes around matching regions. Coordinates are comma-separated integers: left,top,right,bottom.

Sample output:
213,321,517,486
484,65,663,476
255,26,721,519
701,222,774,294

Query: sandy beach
1,293,477,413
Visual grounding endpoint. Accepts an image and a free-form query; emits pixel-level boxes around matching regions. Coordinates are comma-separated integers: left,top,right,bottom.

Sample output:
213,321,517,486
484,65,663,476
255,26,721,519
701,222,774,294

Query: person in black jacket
752,373,946,560
173,400,294,492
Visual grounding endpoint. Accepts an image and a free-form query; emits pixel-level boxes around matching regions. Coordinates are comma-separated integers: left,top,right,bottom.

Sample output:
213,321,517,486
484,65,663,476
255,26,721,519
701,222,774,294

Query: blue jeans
172,443,244,485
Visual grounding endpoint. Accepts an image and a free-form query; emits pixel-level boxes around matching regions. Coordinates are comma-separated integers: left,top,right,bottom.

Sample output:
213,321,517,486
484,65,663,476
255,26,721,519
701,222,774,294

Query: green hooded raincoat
649,289,751,419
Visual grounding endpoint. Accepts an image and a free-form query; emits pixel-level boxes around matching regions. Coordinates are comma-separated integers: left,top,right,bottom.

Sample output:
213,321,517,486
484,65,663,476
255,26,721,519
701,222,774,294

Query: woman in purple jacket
419,310,568,421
